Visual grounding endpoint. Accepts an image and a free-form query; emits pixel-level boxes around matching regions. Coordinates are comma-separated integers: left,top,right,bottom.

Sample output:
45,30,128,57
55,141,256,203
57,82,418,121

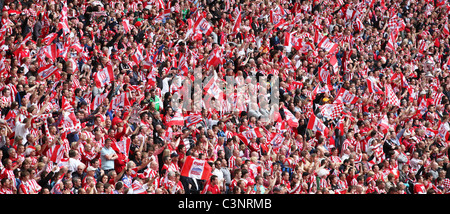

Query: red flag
307,113,329,137
43,44,58,62
38,64,60,80
194,16,213,36
205,48,223,69
283,107,299,127
366,76,384,94
284,31,291,46
93,65,114,88
335,88,359,104
178,53,189,75
122,19,132,33
180,156,212,180
232,10,242,34
317,36,338,53
385,84,400,107
41,33,58,46
166,109,185,127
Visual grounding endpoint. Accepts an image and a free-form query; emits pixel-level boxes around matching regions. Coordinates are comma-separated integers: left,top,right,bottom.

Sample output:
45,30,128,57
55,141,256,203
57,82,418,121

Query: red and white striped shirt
19,179,41,194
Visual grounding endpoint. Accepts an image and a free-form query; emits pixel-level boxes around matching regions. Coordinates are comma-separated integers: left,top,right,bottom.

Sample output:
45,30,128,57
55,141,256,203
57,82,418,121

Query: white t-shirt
14,122,29,145
67,157,83,173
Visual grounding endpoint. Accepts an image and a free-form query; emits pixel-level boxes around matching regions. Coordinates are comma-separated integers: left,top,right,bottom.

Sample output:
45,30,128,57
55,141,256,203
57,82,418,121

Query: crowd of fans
1,0,450,194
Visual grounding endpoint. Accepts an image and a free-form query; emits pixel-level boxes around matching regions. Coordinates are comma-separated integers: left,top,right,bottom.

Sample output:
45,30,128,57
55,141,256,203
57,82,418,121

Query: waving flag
43,44,58,62
194,16,213,36
317,36,338,53
122,19,132,33
283,107,299,127
320,103,344,119
307,113,329,136
354,17,364,32
385,84,400,107
270,133,285,148
318,66,333,90
378,114,390,134
90,91,109,110
109,92,131,112
131,47,144,65
166,109,185,127
181,156,212,180
112,137,131,158
41,33,58,46
335,87,359,104
38,64,60,80
206,48,223,69
61,96,74,112
232,9,242,34
178,53,189,75
366,76,384,94
59,111,81,133
203,72,223,99
387,30,398,51
439,122,450,140
93,65,114,88
186,112,202,127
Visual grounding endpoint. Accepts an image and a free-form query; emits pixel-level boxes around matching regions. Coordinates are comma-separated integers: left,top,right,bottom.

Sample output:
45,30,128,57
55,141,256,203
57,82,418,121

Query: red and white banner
438,122,450,140
109,92,131,112
41,33,58,46
180,156,212,180
203,72,223,99
270,133,285,148
112,137,131,158
122,19,132,33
